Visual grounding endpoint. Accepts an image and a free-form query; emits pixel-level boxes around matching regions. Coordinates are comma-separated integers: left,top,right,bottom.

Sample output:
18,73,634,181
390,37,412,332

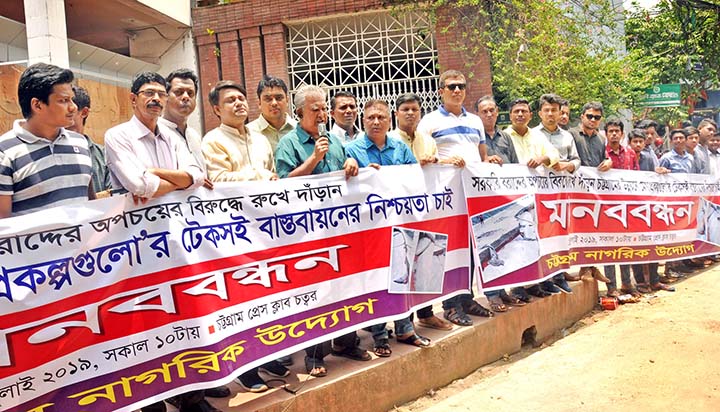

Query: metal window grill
286,11,440,127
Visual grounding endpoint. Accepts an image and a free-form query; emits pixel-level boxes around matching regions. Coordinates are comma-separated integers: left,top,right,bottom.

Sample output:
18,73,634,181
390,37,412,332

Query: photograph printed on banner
472,195,540,283
703,200,720,245
388,227,448,294
697,197,708,241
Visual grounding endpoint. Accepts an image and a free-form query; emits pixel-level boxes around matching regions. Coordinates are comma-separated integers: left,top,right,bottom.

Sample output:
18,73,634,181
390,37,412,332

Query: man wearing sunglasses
417,69,490,327
571,102,613,172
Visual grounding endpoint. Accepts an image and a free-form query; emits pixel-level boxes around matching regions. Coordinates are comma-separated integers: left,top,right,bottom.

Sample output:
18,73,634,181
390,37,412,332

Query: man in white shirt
247,75,297,152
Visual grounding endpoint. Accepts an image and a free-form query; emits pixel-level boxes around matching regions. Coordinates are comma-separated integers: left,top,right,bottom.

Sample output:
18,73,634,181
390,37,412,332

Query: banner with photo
463,163,720,292
0,164,470,412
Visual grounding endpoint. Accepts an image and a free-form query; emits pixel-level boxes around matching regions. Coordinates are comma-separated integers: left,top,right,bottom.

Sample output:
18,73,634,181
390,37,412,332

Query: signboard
640,84,682,107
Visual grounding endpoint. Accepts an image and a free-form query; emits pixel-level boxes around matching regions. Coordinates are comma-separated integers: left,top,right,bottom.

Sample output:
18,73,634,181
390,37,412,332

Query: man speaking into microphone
274,85,358,179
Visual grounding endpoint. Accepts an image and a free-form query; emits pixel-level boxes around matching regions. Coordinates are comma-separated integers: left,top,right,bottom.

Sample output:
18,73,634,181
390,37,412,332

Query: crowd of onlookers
3,63,717,412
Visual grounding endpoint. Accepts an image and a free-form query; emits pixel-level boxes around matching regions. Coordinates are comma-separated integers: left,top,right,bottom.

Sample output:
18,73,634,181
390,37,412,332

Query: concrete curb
211,279,599,412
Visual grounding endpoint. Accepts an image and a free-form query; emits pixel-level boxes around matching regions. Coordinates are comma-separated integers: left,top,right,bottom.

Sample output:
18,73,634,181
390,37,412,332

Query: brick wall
192,1,492,131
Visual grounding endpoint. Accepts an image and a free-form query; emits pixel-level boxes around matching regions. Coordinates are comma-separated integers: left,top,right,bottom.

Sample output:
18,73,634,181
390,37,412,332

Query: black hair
396,92,422,108
330,91,356,110
581,102,604,116
208,80,246,106
509,98,530,111
669,128,687,139
635,119,659,130
71,85,91,126
18,63,75,119
131,72,166,95
475,95,497,112
538,94,562,109
165,68,199,93
604,117,624,132
256,75,288,99
628,128,647,141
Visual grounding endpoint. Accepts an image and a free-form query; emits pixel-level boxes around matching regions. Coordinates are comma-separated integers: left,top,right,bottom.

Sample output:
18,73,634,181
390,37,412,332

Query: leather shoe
591,267,611,283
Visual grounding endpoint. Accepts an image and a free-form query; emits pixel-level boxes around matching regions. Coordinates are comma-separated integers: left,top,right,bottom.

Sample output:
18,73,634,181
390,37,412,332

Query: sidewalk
192,278,599,412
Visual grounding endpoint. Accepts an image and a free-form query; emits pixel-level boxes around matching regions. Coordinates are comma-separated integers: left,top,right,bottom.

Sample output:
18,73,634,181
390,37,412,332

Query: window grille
286,11,440,127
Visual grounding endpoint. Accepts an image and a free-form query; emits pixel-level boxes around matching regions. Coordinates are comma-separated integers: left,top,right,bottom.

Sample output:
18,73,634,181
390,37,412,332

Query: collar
295,124,316,145
255,114,295,131
607,144,625,155
438,105,467,117
670,149,690,159
219,123,250,141
507,125,530,138
360,133,395,151
13,119,67,144
129,115,162,140
538,125,562,135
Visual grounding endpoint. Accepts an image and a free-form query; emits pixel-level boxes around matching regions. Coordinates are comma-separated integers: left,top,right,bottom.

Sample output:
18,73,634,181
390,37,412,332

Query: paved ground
396,265,720,412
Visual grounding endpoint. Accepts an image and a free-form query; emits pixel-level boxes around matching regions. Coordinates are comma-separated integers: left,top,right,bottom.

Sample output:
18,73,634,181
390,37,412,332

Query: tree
625,0,720,122
391,0,652,116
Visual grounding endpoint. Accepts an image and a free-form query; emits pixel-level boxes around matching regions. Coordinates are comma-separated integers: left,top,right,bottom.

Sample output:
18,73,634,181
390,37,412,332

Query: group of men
3,62,718,411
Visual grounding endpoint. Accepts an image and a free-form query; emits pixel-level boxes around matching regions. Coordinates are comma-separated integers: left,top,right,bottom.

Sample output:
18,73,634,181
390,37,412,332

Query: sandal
463,300,494,317
304,357,327,377
636,284,652,294
373,338,392,357
500,292,526,306
443,307,472,326
331,345,371,361
417,315,453,331
487,296,508,312
397,333,431,348
620,287,642,298
651,282,675,292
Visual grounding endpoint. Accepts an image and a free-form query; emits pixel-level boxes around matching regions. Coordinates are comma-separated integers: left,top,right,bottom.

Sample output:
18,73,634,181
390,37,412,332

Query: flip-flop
304,357,327,377
331,346,371,361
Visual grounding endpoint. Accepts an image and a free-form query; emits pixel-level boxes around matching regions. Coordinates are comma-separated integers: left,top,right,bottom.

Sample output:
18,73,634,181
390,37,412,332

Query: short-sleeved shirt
707,150,720,176
658,149,693,173
247,114,297,153
485,127,519,164
0,119,92,216
275,124,347,178
344,134,417,167
571,127,607,167
416,105,485,163
606,144,638,170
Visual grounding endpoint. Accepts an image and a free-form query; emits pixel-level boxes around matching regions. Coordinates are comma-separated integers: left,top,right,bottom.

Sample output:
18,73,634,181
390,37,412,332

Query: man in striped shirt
0,63,93,218
417,69,490,327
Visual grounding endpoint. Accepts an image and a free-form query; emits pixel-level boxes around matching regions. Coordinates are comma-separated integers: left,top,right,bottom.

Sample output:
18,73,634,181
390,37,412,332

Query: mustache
147,101,163,109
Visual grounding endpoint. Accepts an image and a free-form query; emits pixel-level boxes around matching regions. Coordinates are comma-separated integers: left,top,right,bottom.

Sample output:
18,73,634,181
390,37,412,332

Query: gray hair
294,84,326,111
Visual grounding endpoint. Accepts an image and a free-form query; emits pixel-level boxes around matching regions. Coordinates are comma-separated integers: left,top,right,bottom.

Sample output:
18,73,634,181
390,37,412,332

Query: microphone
317,123,331,144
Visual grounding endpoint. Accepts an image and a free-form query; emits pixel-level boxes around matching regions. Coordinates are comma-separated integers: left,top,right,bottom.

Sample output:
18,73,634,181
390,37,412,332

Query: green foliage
625,0,720,122
390,0,652,116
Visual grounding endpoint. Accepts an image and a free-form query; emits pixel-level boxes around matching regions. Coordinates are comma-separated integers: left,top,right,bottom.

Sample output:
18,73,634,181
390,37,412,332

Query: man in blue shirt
345,99,416,167
346,99,431,357
658,129,693,173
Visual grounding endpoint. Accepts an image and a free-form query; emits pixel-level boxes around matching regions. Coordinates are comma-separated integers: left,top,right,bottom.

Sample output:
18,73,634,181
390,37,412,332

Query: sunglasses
445,83,466,91
585,114,602,121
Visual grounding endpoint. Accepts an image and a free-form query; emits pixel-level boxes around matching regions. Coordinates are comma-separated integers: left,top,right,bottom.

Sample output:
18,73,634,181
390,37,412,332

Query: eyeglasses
137,89,169,99
444,83,466,91
585,114,602,121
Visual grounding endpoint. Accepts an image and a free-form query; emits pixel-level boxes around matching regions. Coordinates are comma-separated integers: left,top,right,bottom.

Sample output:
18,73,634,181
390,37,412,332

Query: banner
463,163,720,291
0,164,470,412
